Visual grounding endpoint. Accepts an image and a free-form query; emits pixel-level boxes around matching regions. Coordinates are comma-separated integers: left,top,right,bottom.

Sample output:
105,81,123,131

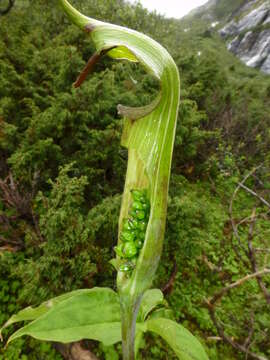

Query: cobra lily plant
0,1,209,359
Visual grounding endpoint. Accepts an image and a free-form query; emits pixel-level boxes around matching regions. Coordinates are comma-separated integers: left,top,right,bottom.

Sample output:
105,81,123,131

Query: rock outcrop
219,1,270,74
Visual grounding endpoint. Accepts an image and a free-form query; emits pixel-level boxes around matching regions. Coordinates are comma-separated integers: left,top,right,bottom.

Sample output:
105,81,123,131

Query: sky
128,0,209,19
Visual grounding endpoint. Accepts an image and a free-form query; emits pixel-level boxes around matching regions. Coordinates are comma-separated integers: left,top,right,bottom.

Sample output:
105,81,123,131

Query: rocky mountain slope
190,0,270,74
219,1,270,74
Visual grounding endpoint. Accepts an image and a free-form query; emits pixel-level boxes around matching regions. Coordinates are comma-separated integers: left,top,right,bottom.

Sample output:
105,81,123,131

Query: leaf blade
146,318,209,360
138,288,164,322
6,288,122,346
1,289,91,335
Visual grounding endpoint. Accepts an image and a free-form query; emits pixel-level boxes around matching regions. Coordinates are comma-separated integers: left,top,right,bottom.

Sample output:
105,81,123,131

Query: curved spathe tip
58,0,100,30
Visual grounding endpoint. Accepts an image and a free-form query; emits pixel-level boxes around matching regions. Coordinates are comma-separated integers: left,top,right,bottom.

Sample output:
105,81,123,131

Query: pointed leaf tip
146,318,209,360
4,288,121,346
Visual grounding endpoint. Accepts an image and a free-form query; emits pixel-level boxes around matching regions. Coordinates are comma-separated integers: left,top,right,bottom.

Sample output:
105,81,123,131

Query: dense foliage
0,0,269,359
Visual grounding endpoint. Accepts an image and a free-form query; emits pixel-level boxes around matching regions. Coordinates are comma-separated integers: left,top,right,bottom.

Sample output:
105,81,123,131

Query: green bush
0,0,269,359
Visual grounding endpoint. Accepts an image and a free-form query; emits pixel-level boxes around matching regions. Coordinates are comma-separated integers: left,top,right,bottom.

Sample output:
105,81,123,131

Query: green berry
132,201,143,210
142,202,150,211
119,264,132,272
130,257,137,266
136,210,145,220
114,244,124,258
121,231,135,242
130,209,137,218
130,209,145,220
135,239,143,249
123,219,132,231
138,231,145,241
129,218,139,229
123,242,138,258
131,190,144,202
138,221,147,231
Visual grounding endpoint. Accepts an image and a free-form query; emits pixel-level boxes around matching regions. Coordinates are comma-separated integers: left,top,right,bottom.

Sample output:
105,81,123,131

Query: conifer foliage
0,1,269,359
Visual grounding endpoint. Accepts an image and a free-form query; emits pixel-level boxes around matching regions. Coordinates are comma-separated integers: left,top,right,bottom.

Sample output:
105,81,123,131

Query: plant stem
121,311,135,360
120,295,140,360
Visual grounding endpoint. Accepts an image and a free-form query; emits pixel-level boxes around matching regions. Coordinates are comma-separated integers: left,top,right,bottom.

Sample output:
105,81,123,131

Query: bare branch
243,312,254,358
210,166,270,359
162,258,178,295
208,269,270,306
229,166,262,255
207,336,222,341
0,172,43,247
0,173,32,217
254,248,270,253
200,254,223,273
205,303,267,360
205,267,270,360
0,235,23,246
238,183,270,209
246,209,270,304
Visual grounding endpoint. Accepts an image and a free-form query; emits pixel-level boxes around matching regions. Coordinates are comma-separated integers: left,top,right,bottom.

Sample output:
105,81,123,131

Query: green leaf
137,288,164,322
109,258,120,271
146,318,209,360
6,288,121,346
2,287,153,346
100,344,120,360
148,307,174,320
134,328,144,359
0,289,90,338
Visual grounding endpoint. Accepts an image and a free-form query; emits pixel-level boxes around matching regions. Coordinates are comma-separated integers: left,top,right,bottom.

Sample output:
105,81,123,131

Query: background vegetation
0,0,269,359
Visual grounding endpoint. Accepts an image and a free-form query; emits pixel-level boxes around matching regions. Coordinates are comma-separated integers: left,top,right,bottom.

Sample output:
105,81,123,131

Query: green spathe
57,3,180,358
59,1,179,359
59,0,177,287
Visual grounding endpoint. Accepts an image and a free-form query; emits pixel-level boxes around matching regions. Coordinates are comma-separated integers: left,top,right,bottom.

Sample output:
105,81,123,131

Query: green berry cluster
114,189,150,273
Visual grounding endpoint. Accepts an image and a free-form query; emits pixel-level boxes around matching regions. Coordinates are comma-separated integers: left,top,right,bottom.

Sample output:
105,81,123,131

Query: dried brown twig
0,173,32,217
205,269,270,360
229,166,262,255
229,166,270,303
162,258,178,295
207,268,270,306
0,172,43,247
247,209,270,304
207,166,270,359
238,183,270,209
